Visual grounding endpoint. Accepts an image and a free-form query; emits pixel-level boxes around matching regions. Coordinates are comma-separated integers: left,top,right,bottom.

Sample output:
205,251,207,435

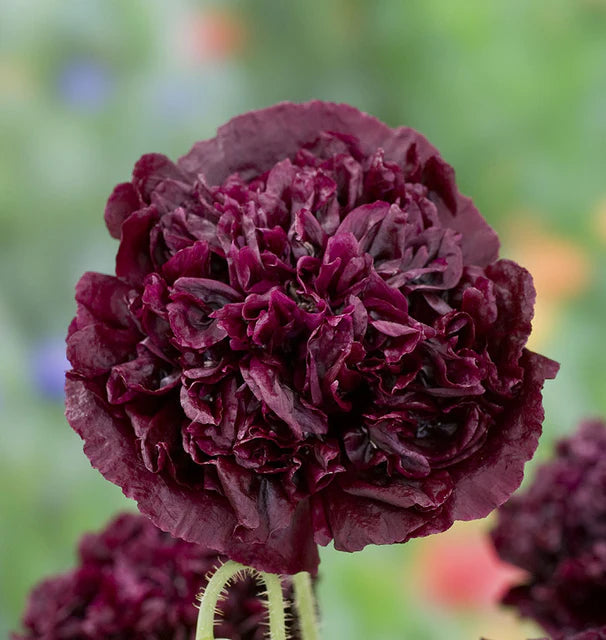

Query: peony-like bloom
66,101,558,575
492,420,606,639
12,512,294,640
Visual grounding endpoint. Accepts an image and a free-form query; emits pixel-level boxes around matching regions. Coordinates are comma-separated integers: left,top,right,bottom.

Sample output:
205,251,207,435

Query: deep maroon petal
115,206,160,286
178,101,394,183
324,482,434,552
75,272,136,329
104,182,141,239
161,241,211,283
381,126,500,266
132,153,188,203
232,492,320,576
65,377,319,575
65,377,236,553
448,350,558,521
67,324,137,377
241,357,328,437
340,473,453,510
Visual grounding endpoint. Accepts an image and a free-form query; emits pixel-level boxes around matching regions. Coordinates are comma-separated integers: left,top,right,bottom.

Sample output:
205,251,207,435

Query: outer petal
74,272,136,329
65,377,235,546
115,206,160,286
104,182,140,239
65,377,320,575
178,101,393,183
66,324,137,377
320,472,454,552
178,100,499,266
230,492,320,576
447,350,559,522
322,483,435,552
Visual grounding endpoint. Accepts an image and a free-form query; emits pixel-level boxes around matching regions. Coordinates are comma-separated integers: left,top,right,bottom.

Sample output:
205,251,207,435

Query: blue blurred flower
30,337,69,400
57,59,114,111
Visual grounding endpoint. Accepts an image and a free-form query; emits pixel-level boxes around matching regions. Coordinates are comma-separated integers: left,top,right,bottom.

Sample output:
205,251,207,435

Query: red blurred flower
416,523,526,609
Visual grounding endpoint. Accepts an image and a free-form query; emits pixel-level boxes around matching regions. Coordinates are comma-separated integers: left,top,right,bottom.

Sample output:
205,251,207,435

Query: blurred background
1,0,606,638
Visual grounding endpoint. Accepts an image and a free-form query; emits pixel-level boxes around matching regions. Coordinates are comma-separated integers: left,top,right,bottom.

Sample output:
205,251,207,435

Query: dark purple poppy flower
492,420,606,639
12,512,298,640
66,101,558,576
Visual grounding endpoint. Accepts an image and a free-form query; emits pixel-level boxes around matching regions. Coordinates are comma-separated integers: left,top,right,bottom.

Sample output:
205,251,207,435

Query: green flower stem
292,571,320,640
195,561,289,640
258,570,288,640
195,560,244,640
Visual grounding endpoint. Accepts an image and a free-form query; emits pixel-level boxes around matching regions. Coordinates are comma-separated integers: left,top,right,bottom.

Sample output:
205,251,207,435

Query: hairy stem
292,571,320,640
258,570,288,640
195,560,245,640
195,561,290,640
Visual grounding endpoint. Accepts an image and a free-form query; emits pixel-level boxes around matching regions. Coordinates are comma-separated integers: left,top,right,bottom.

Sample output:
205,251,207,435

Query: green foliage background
2,1,606,638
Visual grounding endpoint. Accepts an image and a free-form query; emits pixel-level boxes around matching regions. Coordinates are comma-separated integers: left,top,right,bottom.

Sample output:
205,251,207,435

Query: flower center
286,281,317,312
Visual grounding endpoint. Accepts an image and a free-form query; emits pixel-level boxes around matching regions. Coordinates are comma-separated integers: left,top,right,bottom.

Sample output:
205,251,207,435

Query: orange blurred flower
179,7,247,64
505,216,591,349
